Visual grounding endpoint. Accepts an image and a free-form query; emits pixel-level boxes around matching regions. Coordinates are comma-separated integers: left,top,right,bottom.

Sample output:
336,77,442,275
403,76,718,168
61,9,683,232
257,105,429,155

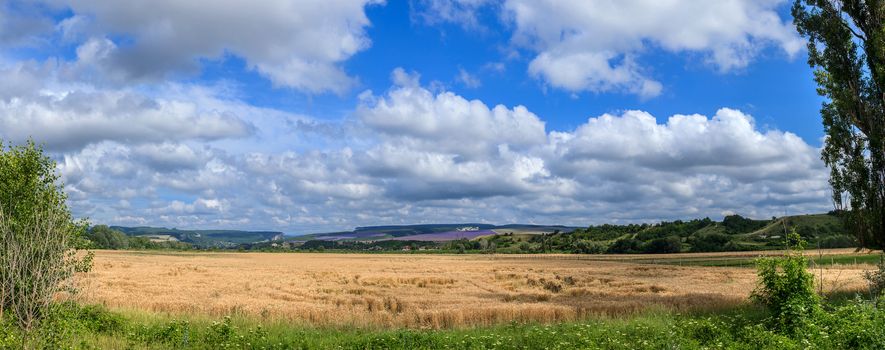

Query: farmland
79,250,872,329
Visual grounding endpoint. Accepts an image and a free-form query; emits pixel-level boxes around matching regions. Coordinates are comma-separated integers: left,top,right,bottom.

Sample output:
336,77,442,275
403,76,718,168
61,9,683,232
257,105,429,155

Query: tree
0,140,92,331
87,225,130,249
689,233,733,252
643,236,682,254
793,1,885,249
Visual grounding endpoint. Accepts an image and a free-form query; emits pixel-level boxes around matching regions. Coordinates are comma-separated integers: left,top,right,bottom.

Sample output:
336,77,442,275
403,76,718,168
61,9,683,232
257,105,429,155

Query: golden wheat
78,250,871,329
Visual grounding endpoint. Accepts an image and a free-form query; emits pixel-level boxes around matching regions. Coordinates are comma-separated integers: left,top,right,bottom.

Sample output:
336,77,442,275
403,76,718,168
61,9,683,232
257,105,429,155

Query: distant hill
110,226,285,248
294,224,579,242
104,213,853,253
500,213,855,254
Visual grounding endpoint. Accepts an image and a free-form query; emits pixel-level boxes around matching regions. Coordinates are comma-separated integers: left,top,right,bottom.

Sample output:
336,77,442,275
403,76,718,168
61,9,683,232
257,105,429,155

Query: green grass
2,300,883,349
643,253,882,268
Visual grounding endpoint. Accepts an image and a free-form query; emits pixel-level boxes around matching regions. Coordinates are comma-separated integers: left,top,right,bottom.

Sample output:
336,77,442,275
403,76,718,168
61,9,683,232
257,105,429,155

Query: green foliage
792,0,885,250
865,255,885,306
818,234,859,248
86,225,130,249
0,140,92,332
751,231,820,334
636,218,715,240
111,226,283,248
722,214,771,234
642,235,682,254
83,225,193,250
570,223,646,241
688,232,733,252
606,237,644,254
571,240,607,254
5,299,884,349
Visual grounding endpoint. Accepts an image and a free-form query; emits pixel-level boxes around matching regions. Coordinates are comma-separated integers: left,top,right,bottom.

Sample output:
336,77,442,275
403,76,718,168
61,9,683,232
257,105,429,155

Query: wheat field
79,250,871,329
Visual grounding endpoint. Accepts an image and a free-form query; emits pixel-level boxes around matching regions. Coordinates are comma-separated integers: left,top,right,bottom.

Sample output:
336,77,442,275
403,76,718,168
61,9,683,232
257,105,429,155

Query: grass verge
1,299,883,349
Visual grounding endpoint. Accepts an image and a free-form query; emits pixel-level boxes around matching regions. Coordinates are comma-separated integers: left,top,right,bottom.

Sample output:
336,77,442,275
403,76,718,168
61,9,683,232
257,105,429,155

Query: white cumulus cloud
504,0,802,97
33,0,382,93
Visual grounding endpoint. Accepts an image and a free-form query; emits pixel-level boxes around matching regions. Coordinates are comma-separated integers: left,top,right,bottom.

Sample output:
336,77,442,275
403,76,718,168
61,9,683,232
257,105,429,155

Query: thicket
0,140,92,337
751,231,821,334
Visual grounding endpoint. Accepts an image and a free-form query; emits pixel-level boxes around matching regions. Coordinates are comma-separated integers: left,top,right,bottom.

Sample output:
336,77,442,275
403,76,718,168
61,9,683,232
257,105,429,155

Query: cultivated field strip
79,251,870,329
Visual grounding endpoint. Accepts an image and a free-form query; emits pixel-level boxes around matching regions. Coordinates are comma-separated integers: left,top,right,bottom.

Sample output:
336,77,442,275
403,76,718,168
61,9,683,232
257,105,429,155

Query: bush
86,225,130,249
689,233,732,252
722,214,769,234
818,234,858,248
750,231,820,334
865,255,885,306
0,140,92,332
643,235,682,254
573,240,606,254
606,238,643,254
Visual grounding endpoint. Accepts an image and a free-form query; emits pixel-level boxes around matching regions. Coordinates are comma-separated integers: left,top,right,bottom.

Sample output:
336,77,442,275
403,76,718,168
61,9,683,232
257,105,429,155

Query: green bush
750,231,820,334
689,232,733,252
865,255,885,306
606,238,643,254
643,235,682,254
818,234,858,248
722,214,770,234
86,225,130,249
0,140,92,332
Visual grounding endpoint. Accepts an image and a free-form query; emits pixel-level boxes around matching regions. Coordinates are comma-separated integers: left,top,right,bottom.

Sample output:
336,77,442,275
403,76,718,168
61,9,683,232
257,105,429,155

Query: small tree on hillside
792,1,885,249
0,140,92,331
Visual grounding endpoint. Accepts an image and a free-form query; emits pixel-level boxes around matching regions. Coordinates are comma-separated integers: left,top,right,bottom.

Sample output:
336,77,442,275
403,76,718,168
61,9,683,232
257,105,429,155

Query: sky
0,0,834,234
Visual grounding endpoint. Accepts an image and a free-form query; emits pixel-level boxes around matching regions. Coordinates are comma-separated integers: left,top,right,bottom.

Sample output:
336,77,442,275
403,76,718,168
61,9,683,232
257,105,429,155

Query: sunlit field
79,250,872,329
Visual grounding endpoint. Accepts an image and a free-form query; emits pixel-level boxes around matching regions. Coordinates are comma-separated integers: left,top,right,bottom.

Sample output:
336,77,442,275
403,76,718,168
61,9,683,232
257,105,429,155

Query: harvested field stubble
81,251,869,329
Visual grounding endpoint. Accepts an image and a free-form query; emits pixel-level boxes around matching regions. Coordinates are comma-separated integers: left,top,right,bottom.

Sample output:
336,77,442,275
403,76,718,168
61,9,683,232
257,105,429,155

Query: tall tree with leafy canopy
793,0,885,249
0,140,91,331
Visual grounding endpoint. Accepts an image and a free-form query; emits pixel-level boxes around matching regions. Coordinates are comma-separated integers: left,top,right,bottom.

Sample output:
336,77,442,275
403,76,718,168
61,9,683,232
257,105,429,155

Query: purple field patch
390,230,495,241
313,235,355,241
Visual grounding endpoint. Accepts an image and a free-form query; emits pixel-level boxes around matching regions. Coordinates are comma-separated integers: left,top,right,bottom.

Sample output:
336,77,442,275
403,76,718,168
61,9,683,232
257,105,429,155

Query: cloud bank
0,1,830,233
3,67,828,232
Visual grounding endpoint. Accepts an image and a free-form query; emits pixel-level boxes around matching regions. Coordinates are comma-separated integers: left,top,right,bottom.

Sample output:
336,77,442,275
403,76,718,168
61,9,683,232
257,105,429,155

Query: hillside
96,213,853,253
110,226,285,248
470,213,855,254
294,224,579,242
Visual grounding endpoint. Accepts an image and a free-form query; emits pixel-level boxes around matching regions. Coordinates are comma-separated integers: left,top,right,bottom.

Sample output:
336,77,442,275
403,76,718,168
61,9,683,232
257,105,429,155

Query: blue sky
198,1,823,142
0,0,833,233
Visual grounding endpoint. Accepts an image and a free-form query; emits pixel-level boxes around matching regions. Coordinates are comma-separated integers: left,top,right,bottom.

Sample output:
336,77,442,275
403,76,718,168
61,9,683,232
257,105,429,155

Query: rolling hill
293,224,579,242
110,226,285,248
104,213,852,253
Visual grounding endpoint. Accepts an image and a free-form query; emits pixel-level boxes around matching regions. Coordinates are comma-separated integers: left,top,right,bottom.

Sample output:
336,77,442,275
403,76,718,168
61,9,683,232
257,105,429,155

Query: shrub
86,225,130,249
573,240,606,254
750,230,820,334
0,140,92,332
606,238,643,254
818,235,858,248
643,236,682,254
722,214,769,234
689,233,732,252
865,255,885,306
